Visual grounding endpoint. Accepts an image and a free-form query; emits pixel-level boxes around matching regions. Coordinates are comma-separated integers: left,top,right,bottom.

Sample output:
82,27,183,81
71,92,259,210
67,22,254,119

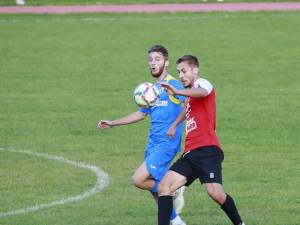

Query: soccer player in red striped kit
158,55,245,225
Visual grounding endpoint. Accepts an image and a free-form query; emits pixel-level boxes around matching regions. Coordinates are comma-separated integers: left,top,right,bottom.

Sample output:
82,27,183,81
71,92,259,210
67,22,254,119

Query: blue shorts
144,136,181,181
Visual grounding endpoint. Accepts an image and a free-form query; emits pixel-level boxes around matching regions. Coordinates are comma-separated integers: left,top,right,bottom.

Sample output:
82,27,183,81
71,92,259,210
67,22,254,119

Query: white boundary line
0,147,110,218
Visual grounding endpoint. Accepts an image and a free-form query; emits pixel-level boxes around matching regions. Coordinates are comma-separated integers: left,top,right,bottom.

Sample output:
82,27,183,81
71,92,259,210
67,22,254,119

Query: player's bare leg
205,182,226,204
204,183,244,225
131,162,154,190
132,164,186,225
158,171,187,225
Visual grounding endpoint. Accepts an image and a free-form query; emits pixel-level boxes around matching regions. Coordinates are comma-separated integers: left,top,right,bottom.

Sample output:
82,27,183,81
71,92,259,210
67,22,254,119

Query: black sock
158,195,173,225
220,194,243,225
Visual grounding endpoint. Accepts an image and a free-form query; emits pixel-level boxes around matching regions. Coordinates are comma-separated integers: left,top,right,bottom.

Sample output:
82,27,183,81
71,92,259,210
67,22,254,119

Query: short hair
176,55,199,68
148,45,169,60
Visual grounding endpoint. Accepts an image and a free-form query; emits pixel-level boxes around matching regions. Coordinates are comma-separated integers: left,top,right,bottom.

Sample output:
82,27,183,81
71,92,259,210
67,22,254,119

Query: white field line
0,147,109,218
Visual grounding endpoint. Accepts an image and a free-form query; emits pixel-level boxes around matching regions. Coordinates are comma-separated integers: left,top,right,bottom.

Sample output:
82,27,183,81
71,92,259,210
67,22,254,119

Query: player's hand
97,120,113,129
167,125,176,139
160,82,177,95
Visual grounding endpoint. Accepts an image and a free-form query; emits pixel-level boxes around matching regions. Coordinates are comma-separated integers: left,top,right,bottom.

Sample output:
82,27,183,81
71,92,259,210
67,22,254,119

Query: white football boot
170,215,187,225
173,186,186,214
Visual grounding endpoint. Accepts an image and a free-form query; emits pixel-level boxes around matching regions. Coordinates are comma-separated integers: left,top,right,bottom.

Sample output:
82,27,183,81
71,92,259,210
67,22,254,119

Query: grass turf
0,11,299,225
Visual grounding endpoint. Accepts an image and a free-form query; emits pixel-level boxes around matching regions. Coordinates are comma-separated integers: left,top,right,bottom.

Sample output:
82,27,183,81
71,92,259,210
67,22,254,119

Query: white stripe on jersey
193,78,213,95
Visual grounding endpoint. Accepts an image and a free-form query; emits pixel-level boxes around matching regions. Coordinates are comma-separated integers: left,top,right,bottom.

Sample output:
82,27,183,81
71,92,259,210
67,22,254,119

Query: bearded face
177,62,197,88
148,52,168,78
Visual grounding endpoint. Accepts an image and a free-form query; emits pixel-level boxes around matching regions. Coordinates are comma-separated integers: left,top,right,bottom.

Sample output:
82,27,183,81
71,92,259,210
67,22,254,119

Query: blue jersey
140,75,185,152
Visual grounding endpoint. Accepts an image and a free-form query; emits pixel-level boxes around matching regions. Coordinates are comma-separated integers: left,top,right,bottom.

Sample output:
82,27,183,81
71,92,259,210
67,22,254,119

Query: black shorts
170,145,224,185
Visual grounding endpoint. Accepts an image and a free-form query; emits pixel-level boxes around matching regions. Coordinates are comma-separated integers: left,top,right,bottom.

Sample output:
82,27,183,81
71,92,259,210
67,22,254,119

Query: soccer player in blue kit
98,45,187,225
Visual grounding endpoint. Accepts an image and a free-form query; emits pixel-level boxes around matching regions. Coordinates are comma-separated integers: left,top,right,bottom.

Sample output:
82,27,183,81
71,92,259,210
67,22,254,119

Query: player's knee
131,175,143,188
207,189,220,201
158,182,172,196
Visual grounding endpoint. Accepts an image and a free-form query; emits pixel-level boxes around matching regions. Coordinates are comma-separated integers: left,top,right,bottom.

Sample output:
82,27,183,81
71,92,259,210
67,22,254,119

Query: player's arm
175,87,209,98
167,101,187,138
97,111,146,129
161,82,209,98
167,79,186,103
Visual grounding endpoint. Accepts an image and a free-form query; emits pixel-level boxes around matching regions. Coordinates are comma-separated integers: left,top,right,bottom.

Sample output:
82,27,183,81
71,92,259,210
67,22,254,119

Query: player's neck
156,71,169,82
193,75,200,83
190,75,200,87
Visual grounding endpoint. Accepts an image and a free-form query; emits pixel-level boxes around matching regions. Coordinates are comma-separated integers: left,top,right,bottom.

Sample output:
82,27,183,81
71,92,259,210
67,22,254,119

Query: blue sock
151,180,159,193
170,208,177,220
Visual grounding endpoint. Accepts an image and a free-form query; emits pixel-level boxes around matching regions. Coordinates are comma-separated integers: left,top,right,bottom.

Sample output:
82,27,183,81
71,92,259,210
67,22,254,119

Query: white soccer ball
133,82,160,108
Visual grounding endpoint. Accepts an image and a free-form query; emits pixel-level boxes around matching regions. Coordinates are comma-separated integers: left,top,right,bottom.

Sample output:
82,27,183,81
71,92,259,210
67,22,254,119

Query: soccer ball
133,82,160,108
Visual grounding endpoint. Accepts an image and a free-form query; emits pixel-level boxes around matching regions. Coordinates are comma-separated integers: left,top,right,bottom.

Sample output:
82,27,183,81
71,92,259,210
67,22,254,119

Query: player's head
176,55,199,88
148,45,169,78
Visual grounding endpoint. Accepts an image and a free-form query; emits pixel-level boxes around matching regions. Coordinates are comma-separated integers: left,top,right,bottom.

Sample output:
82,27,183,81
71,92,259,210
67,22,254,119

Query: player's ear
165,60,169,67
193,67,199,74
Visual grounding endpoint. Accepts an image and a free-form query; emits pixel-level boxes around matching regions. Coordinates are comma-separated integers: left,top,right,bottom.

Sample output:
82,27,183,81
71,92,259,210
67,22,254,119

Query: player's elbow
136,111,146,121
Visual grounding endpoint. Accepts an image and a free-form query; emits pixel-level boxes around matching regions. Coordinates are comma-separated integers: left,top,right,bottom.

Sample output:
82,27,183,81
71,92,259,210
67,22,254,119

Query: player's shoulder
163,74,185,103
165,74,184,88
194,78,214,95
194,78,213,88
164,74,177,82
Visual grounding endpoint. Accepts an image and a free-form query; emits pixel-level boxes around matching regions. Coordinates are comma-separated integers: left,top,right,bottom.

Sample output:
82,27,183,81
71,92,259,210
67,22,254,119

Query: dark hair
148,45,169,59
176,55,199,68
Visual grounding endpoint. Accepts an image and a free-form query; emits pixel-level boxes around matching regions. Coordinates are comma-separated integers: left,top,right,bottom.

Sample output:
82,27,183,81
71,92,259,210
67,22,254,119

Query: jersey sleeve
168,79,186,103
139,107,150,114
194,78,213,95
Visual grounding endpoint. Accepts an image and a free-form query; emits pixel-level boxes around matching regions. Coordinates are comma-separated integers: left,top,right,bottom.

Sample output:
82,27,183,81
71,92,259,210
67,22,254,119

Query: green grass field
1,0,300,6
0,11,299,225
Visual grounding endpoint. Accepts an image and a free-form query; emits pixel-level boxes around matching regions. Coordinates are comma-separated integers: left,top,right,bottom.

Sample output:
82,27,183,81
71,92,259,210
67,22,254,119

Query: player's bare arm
167,103,187,138
161,82,208,98
176,87,209,98
97,111,146,129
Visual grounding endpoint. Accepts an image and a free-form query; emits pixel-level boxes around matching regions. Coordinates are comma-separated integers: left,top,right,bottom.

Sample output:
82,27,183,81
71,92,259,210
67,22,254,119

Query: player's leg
131,161,154,190
198,146,244,225
131,152,175,193
158,151,196,225
173,185,186,214
149,191,183,225
158,171,187,225
204,183,244,225
132,161,185,224
148,147,187,224
134,142,166,192
204,182,226,204
141,144,187,224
